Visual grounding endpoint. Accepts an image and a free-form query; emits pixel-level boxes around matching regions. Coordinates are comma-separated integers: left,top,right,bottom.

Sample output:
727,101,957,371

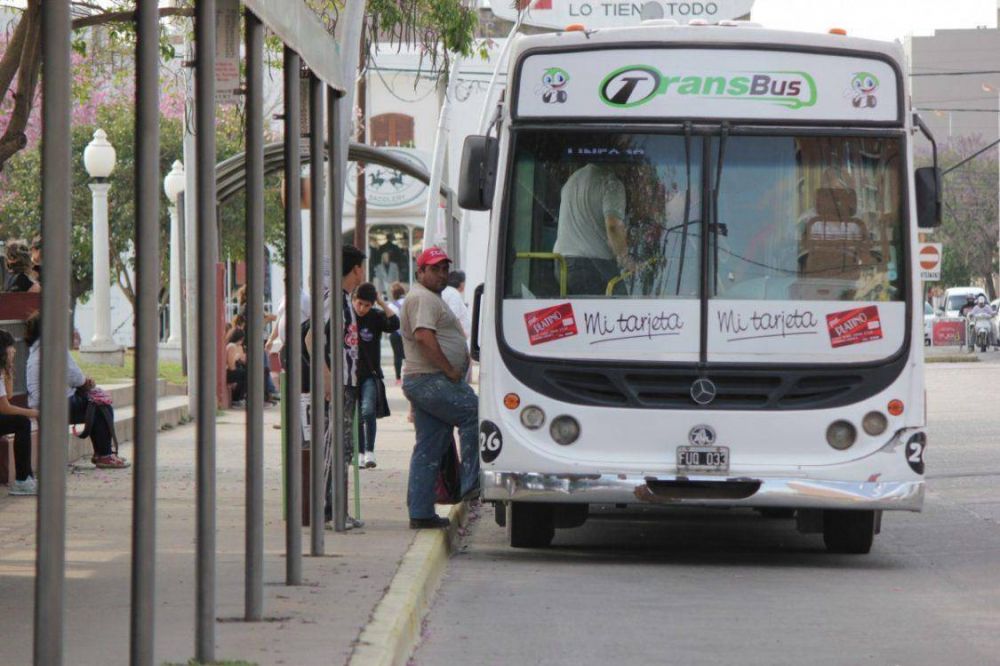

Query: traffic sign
918,242,942,281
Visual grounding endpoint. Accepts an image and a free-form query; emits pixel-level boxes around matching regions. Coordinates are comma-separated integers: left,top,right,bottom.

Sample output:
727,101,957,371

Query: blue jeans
359,376,378,454
402,372,479,520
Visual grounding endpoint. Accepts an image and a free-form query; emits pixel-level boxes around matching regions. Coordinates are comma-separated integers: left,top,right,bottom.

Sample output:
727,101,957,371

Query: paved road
413,363,1000,665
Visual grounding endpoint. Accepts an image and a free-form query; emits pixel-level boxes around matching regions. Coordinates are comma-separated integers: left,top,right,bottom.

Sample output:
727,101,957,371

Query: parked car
941,286,988,318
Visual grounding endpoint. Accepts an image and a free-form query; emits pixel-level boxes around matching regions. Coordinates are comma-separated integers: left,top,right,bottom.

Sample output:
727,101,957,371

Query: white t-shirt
552,164,626,261
441,286,471,339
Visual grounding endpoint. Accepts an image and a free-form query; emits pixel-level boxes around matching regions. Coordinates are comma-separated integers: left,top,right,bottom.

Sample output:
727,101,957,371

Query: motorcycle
968,312,994,353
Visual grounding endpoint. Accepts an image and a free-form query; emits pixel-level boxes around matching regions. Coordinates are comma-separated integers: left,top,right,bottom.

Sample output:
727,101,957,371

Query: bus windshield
503,130,904,304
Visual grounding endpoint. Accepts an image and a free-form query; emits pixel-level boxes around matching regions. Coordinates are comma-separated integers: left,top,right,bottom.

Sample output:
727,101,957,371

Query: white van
942,287,987,318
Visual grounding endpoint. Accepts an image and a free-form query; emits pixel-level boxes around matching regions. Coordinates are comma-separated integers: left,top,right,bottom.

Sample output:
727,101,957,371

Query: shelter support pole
34,1,72,662
283,48,304,585
194,1,218,661
328,88,347,533
129,1,161,663
244,7,265,622
308,72,327,553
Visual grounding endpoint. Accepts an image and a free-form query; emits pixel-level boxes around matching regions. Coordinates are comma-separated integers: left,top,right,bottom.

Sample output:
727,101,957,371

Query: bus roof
509,24,907,64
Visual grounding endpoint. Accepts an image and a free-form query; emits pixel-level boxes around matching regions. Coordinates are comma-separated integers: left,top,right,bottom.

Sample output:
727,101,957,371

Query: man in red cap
400,246,480,529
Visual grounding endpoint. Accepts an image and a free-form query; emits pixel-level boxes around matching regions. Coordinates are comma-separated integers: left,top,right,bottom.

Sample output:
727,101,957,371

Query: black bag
373,376,391,419
434,434,461,504
74,387,120,455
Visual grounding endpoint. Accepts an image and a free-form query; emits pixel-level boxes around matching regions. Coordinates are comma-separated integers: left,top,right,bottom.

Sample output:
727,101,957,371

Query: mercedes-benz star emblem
690,378,717,405
688,425,716,446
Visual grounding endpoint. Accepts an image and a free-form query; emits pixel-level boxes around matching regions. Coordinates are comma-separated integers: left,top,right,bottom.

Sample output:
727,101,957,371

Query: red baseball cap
417,246,451,269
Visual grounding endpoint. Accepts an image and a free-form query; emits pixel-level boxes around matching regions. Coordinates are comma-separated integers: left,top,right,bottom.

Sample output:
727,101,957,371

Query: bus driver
553,163,634,295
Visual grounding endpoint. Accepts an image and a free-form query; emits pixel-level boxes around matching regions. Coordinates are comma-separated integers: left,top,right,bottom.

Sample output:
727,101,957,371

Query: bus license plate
676,446,730,474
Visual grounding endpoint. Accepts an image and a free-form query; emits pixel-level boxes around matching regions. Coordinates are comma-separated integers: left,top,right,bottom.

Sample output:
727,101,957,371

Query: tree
0,1,483,173
927,135,1000,298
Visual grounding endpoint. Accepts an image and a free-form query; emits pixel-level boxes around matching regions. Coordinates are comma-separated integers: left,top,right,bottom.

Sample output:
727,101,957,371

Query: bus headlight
550,415,580,446
826,420,857,450
862,411,888,436
520,405,546,430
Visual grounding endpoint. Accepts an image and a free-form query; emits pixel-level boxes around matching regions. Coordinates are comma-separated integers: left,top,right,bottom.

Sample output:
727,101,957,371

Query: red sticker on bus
826,305,883,348
524,303,578,345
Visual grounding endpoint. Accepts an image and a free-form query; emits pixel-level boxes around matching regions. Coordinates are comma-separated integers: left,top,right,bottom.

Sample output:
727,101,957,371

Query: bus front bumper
481,471,924,511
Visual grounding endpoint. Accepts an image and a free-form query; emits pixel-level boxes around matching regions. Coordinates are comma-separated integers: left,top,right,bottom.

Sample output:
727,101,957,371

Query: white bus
459,21,942,553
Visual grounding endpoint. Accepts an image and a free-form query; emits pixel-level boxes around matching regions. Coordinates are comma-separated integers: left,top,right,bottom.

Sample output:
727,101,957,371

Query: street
413,362,1000,665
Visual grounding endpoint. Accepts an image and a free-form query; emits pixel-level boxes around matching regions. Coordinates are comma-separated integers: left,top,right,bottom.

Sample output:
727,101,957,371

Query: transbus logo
599,65,817,110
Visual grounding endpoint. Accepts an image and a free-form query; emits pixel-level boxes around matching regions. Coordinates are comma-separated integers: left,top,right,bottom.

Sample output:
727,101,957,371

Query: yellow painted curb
349,502,469,666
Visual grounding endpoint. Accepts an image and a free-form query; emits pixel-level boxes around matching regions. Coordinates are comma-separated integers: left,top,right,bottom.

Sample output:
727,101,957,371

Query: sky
752,0,997,42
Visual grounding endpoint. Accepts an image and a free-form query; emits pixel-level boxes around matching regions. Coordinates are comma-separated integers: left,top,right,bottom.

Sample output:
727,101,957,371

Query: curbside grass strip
349,501,469,666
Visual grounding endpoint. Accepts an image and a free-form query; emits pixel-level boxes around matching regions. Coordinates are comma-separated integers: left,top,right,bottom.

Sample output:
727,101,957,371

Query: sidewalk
0,383,433,666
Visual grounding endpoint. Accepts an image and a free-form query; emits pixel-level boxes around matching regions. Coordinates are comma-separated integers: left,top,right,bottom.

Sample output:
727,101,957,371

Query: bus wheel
822,510,875,554
507,502,555,548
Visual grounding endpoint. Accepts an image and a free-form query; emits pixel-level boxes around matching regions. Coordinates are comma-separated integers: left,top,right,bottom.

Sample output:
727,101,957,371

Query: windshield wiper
711,122,730,295
675,121,693,295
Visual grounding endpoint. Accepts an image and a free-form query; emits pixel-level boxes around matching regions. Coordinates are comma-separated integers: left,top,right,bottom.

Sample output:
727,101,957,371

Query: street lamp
81,129,124,366
163,160,185,351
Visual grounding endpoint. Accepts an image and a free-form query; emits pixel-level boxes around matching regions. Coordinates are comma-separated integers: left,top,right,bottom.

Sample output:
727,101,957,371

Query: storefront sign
345,148,430,210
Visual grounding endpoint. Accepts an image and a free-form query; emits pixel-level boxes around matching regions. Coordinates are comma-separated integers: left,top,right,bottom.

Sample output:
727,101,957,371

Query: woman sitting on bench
0,330,38,495
24,312,129,469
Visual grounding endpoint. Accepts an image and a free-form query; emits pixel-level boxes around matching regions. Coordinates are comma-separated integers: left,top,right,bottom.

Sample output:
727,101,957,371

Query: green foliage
0,102,285,305
923,136,1000,296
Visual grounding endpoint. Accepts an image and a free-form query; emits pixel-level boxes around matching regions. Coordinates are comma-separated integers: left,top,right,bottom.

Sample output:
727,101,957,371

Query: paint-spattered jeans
402,372,479,520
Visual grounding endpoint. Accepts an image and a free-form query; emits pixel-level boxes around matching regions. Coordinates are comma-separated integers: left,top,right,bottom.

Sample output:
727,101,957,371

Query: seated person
0,330,38,495
225,327,248,405
24,312,128,469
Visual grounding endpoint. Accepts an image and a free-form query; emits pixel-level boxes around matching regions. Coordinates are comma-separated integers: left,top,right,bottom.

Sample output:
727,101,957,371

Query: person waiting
352,282,399,469
4,241,40,293
0,330,38,495
225,327,248,406
24,312,128,469
386,282,407,385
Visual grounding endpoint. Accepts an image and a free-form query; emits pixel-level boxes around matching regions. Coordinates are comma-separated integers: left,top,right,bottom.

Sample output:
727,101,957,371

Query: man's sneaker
9,476,37,496
347,515,365,529
93,454,130,469
365,453,377,469
409,516,450,530
358,453,369,468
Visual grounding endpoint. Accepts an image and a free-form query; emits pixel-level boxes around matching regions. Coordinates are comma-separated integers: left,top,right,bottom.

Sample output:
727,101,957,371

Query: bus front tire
822,509,875,554
507,502,555,548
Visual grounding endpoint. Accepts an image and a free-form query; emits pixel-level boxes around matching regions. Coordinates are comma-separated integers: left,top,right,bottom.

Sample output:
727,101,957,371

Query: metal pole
35,1,71,663
308,73,327,553
194,1,218,661
178,193,188,376
130,1,160,663
328,88,347,533
423,57,462,248
283,48,303,586
445,191,458,267
244,7,265,622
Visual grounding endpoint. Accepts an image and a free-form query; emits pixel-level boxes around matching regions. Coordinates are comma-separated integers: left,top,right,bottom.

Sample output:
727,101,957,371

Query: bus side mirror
915,166,942,228
458,135,498,211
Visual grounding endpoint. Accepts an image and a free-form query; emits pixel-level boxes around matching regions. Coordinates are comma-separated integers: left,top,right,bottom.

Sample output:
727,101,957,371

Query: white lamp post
163,160,185,355
81,129,124,366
